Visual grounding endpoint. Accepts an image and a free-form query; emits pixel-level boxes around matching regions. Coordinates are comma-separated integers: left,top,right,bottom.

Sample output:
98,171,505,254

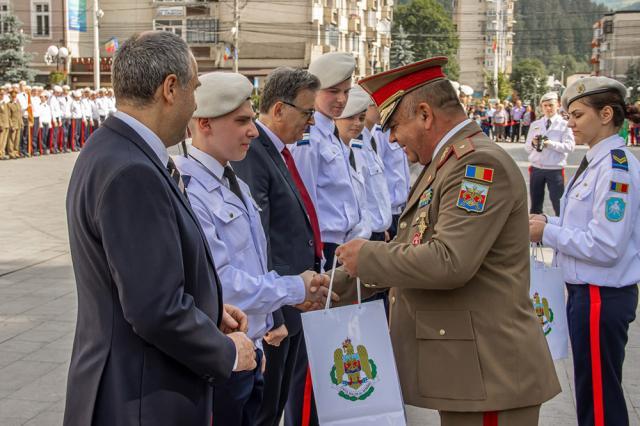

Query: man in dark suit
64,31,256,426
232,67,321,426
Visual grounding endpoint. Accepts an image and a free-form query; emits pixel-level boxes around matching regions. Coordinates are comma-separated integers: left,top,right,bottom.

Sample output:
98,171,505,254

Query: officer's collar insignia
351,142,363,149
605,197,626,222
297,138,310,146
456,180,489,213
611,149,628,171
419,188,433,208
464,165,494,183
330,337,378,400
610,181,629,194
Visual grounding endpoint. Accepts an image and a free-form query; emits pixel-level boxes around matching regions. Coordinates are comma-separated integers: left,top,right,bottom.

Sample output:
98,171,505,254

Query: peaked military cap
358,56,448,130
338,85,373,119
561,76,628,111
308,52,355,89
193,72,253,119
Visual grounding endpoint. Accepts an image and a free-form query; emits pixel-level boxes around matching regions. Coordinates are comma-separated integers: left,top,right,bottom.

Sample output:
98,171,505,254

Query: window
32,1,51,38
0,1,9,34
186,18,217,43
154,19,183,38
326,24,338,48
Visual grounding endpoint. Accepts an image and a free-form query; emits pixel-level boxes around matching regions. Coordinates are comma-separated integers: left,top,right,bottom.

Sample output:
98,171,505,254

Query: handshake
532,134,549,152
296,270,337,312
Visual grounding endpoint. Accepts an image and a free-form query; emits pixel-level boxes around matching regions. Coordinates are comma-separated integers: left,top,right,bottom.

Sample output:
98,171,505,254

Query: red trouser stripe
483,411,498,426
302,366,313,426
589,285,605,426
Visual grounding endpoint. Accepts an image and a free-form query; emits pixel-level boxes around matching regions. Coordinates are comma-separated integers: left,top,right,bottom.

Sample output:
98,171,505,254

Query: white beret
561,76,627,111
193,72,253,118
540,92,559,103
309,52,355,89
40,91,50,97
73,90,82,97
62,85,70,90
460,85,474,96
53,85,62,92
338,85,373,119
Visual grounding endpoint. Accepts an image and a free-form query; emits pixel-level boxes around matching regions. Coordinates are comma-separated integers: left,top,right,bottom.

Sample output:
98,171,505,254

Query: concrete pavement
1,143,640,425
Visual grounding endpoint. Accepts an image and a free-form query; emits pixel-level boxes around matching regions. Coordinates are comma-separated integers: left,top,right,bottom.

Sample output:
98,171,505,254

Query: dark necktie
545,119,551,130
348,148,356,171
223,165,246,208
281,146,323,260
166,157,188,198
370,136,378,154
568,155,589,192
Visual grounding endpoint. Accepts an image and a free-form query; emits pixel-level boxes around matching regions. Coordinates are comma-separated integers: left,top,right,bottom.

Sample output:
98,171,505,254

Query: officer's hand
221,304,248,334
336,238,368,277
264,324,288,347
297,270,337,311
529,220,546,243
228,332,257,372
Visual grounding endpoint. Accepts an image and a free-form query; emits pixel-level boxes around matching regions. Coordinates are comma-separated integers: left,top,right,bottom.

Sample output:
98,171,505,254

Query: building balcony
349,16,360,33
381,5,392,20
367,0,378,11
324,7,338,25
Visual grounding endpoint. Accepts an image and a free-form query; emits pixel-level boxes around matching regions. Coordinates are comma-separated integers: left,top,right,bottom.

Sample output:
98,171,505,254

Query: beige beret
309,52,355,89
540,92,559,103
561,76,627,111
193,72,253,119
338,85,373,119
460,85,474,96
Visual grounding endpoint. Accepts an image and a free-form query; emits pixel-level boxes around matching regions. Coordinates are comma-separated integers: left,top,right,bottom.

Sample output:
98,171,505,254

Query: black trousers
529,167,564,216
388,214,401,240
322,243,340,270
213,349,264,426
30,117,40,154
567,284,637,426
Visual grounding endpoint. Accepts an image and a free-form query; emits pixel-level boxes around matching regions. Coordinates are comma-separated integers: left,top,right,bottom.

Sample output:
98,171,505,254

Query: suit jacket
232,124,316,335
64,116,236,426
334,122,560,412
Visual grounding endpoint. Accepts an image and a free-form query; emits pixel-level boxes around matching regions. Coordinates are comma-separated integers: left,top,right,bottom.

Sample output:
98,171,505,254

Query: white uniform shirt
97,97,109,116
290,112,369,244
60,95,71,119
375,125,410,215
49,96,61,121
543,135,640,287
346,138,372,238
174,147,305,346
525,114,575,169
31,96,41,118
39,100,52,125
81,98,92,119
70,100,83,119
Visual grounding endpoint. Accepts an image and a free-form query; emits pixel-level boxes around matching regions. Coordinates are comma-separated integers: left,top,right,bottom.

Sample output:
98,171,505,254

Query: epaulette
611,149,629,171
452,139,475,160
296,138,310,147
351,142,363,149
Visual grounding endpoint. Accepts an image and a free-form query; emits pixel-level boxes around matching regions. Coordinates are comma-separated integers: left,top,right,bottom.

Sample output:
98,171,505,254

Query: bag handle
530,242,545,264
325,254,361,311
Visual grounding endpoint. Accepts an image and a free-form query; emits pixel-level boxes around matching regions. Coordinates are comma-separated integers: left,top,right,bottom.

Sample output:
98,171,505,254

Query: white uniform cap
308,52,355,89
193,72,253,118
460,85,474,96
540,92,559,103
24,85,31,90
62,85,71,90
40,91,50,98
450,81,460,93
73,90,82,97
561,76,627,111
53,85,62,92
338,85,373,119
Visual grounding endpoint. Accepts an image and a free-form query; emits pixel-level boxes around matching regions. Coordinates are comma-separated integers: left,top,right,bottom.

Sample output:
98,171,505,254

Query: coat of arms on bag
531,292,554,335
330,338,378,401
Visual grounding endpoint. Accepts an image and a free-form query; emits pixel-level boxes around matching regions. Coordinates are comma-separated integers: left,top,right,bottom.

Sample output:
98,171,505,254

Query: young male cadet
231,67,324,426
173,72,335,426
291,52,370,268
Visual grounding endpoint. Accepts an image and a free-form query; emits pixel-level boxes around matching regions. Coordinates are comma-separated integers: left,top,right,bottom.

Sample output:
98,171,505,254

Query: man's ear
162,74,179,105
272,102,284,120
418,102,434,130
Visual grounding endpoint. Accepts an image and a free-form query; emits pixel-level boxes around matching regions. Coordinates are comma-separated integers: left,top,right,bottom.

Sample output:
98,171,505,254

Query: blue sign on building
68,0,87,32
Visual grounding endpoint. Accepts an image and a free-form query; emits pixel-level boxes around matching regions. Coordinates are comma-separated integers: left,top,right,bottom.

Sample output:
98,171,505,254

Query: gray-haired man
63,31,255,426
232,67,322,426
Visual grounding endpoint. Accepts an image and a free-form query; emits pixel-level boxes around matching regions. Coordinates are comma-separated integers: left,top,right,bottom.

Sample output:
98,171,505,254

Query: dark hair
577,90,640,126
112,31,193,108
260,67,320,114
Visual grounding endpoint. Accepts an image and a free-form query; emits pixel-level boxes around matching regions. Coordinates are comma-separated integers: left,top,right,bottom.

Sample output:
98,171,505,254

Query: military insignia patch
457,180,489,213
351,142,363,149
330,338,378,401
419,189,433,208
464,165,494,183
577,83,586,94
531,292,554,336
610,181,629,194
605,197,626,222
611,149,628,171
296,132,311,146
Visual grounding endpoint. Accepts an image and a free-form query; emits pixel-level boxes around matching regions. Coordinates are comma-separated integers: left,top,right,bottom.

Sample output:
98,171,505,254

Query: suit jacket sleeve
96,163,236,382
358,152,516,290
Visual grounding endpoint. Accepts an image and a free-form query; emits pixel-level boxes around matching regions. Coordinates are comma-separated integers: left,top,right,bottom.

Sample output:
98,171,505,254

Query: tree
626,60,640,103
510,59,547,104
390,25,415,68
0,15,36,83
393,0,460,79
498,72,513,101
546,54,590,85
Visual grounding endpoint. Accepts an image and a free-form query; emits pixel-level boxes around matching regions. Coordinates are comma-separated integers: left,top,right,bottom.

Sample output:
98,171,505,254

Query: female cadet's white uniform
543,134,640,426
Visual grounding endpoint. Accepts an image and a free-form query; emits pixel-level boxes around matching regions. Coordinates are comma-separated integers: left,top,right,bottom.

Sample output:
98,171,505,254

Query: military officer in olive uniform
329,57,560,425
0,88,9,159
7,90,23,159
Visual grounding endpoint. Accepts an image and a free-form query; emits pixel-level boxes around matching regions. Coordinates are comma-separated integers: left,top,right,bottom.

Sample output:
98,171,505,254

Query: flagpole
93,0,101,90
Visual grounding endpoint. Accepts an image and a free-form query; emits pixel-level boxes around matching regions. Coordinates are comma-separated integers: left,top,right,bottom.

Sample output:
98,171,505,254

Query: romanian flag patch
464,165,494,183
610,181,629,194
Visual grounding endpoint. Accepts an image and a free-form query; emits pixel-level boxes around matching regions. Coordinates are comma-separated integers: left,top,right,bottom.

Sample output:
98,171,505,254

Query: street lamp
44,45,70,72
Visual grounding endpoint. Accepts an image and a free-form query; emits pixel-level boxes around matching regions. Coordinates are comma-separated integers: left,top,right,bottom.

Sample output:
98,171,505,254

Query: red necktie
281,146,323,260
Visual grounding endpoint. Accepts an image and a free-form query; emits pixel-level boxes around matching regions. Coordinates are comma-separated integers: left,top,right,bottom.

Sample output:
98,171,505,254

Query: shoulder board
351,143,363,149
296,139,310,146
611,149,629,171
452,138,476,160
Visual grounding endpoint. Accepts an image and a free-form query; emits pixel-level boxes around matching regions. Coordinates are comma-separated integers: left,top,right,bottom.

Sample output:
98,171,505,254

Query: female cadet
529,76,640,426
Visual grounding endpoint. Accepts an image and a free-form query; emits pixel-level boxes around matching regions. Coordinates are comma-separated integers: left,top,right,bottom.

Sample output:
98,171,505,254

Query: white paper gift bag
301,258,406,425
530,244,569,360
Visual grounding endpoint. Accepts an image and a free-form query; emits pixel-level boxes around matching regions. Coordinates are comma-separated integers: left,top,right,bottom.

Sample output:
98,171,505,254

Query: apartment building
591,10,640,79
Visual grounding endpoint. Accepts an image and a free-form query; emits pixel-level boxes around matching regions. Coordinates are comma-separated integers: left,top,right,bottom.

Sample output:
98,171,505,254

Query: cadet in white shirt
173,72,334,426
291,52,369,267
38,91,53,154
525,91,575,215
81,88,93,143
70,90,83,151
49,86,63,153
530,77,640,426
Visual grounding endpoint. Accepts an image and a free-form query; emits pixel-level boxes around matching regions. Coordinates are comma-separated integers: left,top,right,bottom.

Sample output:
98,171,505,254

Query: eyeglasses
281,100,315,119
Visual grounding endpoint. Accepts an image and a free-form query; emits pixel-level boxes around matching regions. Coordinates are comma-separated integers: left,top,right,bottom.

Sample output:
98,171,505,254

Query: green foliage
546,54,590,85
626,60,640,103
0,15,36,84
390,25,415,68
49,71,66,86
511,59,548,104
393,0,460,79
498,72,513,101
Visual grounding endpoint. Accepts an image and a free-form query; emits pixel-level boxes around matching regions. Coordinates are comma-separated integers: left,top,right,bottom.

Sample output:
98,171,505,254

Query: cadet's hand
264,324,288,347
529,220,546,243
228,332,257,372
529,214,546,222
335,238,368,277
221,304,248,334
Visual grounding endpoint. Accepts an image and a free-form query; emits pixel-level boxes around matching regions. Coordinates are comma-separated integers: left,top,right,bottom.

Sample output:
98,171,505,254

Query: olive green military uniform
7,99,22,158
0,101,9,159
